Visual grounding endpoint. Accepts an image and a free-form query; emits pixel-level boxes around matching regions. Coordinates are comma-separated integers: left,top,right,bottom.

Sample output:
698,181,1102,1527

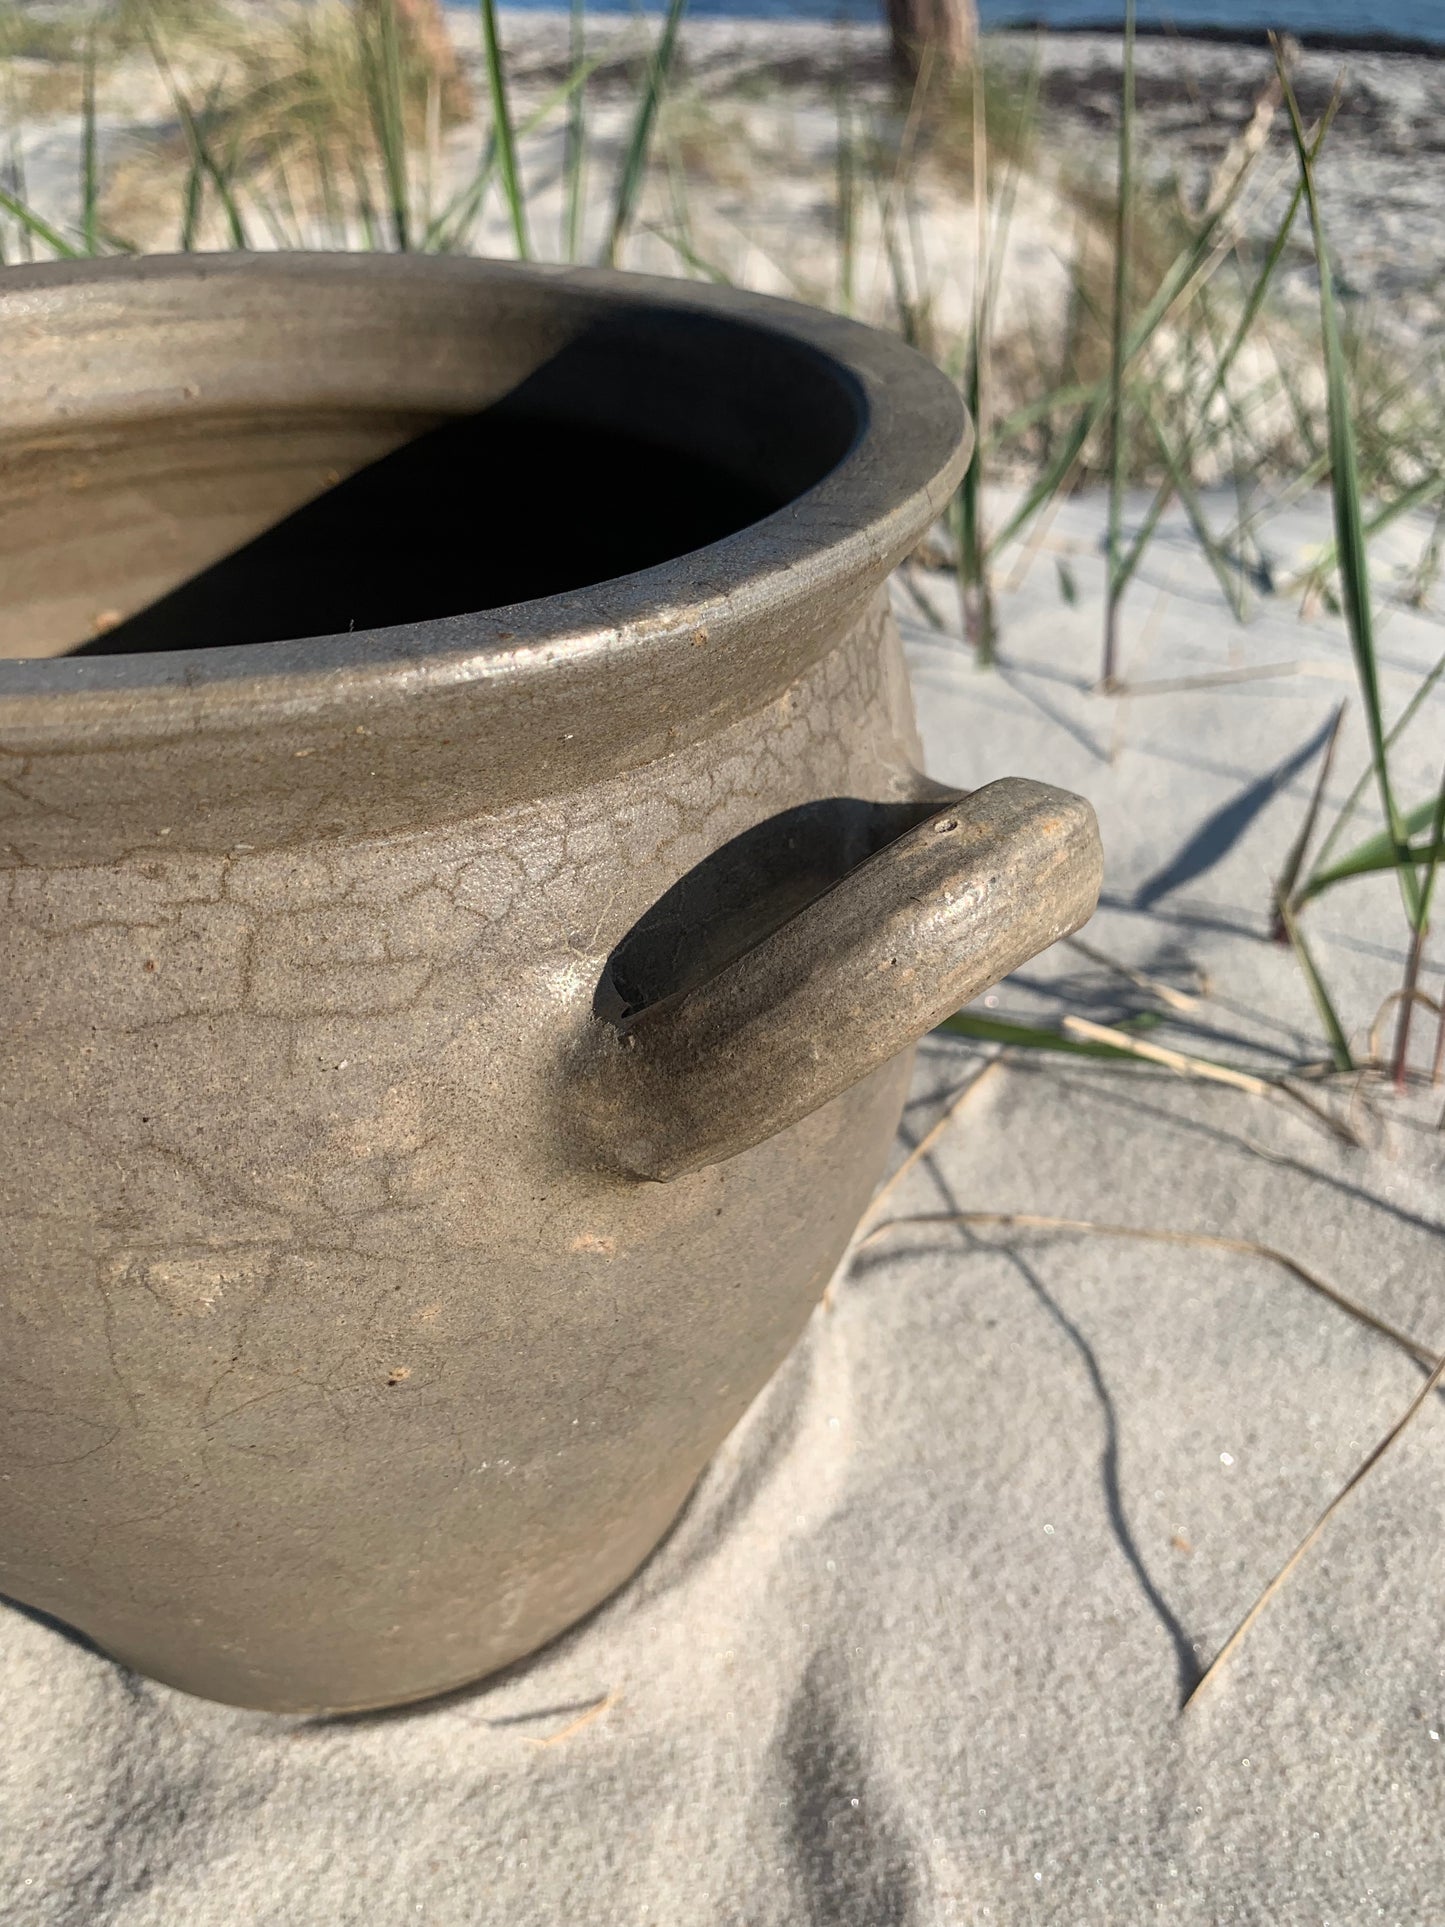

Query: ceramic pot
0,255,1100,1711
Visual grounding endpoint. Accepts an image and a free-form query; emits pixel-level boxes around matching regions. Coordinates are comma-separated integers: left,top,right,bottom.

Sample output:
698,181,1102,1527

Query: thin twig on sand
1063,934,1200,1012
525,1690,622,1748
858,1207,1444,1710
1060,1015,1361,1143
824,1057,1007,1311
1369,987,1444,1069
862,1057,1007,1230
856,1209,1439,1369
1061,1015,1271,1094
1185,1350,1445,1709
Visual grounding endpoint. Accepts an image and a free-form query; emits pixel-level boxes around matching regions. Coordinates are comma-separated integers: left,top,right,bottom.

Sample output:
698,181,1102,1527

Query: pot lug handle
574,778,1103,1181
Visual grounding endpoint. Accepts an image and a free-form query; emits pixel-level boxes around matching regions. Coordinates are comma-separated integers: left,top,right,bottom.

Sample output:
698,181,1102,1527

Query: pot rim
0,254,970,748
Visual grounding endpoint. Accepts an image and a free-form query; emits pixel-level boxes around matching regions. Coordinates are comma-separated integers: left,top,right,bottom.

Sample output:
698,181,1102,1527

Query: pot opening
55,411,783,659
1,309,862,661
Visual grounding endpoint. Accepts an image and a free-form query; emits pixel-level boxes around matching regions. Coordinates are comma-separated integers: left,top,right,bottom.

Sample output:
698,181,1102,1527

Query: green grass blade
1102,0,1135,689
1195,89,1337,432
0,185,81,258
957,352,994,665
992,382,1100,447
346,143,380,252
160,46,205,253
644,219,732,285
1390,776,1442,1085
1113,133,1328,604
428,56,599,256
80,29,99,255
953,43,1040,652
1270,320,1326,465
1277,44,1419,925
936,1010,1165,1059
1418,768,1445,928
422,135,495,251
1291,474,1445,601
528,55,609,130
835,85,856,316
356,0,411,252
180,149,204,252
1305,649,1445,887
1218,449,1332,566
1295,793,1445,904
605,0,688,268
937,1009,1280,1082
1272,700,1346,934
1406,498,1445,608
479,0,529,259
958,53,995,666
987,401,1097,555
1277,902,1354,1071
983,35,1043,321
1141,398,1247,618
986,153,1257,566
378,0,411,251
147,32,250,251
877,161,924,347
4,100,36,263
564,0,586,262
1111,474,1175,602
207,144,249,251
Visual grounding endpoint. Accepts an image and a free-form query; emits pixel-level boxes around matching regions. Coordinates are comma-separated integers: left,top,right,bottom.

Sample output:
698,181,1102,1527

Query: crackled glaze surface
0,256,1054,1712
3,596,929,1709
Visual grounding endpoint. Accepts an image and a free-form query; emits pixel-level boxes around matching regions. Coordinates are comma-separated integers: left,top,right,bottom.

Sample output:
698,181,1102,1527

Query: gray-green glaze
0,255,1100,1711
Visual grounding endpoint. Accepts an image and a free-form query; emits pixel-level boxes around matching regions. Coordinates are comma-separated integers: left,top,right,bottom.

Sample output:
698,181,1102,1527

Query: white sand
3,490,1443,1924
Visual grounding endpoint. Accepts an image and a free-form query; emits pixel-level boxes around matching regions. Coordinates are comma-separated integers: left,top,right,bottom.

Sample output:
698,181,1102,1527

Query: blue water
981,0,1444,39
493,0,1445,47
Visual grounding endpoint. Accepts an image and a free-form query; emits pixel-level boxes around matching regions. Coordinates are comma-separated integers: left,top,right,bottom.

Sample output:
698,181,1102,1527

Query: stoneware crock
0,253,1101,1712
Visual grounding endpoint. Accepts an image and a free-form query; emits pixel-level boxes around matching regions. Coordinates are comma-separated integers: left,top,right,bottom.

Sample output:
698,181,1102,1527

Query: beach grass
1266,37,1444,1084
478,0,527,258
1100,0,1134,690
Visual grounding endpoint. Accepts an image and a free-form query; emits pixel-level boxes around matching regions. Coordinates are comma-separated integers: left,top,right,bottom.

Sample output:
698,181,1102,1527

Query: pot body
3,589,926,1712
0,256,1098,1712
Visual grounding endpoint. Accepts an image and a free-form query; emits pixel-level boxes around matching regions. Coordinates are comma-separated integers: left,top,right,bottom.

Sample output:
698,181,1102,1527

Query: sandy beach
3,478,1443,1922
1,9,1444,1919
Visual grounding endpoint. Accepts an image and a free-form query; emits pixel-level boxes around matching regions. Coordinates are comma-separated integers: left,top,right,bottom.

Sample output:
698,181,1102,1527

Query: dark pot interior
1,303,863,661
